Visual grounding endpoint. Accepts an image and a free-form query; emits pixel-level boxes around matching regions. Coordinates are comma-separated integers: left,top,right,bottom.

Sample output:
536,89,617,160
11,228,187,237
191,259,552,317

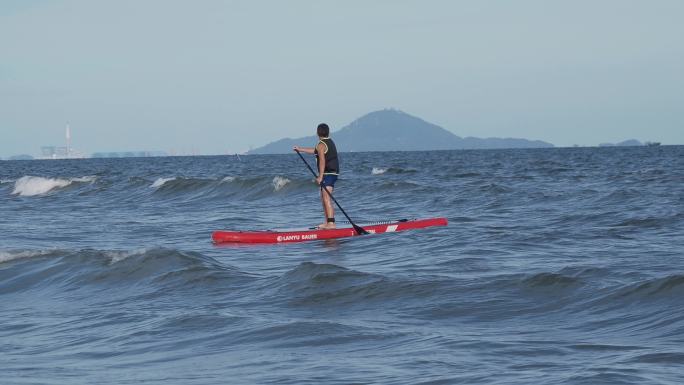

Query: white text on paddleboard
277,234,318,242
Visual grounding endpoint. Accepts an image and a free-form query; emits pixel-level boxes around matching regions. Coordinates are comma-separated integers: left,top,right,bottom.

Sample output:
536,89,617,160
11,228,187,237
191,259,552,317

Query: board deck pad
212,217,448,244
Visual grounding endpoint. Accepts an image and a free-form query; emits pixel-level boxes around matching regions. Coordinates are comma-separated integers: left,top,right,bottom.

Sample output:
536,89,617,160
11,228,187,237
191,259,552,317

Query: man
293,123,339,229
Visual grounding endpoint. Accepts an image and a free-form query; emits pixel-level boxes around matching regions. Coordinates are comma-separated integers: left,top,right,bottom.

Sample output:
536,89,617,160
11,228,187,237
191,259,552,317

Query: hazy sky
1,0,683,156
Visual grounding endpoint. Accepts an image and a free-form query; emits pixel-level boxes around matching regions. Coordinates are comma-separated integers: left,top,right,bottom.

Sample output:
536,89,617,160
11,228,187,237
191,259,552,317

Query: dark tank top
314,137,339,175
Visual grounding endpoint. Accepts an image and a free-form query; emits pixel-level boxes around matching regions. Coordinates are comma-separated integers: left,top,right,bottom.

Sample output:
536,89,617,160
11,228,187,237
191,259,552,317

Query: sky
1,0,683,157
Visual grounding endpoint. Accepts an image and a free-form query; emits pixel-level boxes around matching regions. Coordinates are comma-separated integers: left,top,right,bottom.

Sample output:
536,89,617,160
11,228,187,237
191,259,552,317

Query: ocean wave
627,352,684,364
521,272,581,288
612,213,684,230
0,248,249,294
408,270,601,321
150,177,177,188
227,175,310,199
224,319,399,349
616,275,684,299
6,173,311,201
11,175,96,196
371,167,417,175
276,262,373,290
596,188,641,203
449,172,482,178
272,176,290,191
149,177,224,195
0,249,58,264
478,182,513,193
270,262,451,307
575,274,684,317
376,180,423,190
148,175,297,196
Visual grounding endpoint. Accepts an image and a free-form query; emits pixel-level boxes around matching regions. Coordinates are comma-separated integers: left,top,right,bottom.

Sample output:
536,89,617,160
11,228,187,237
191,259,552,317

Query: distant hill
8,154,34,161
599,139,643,147
249,109,553,154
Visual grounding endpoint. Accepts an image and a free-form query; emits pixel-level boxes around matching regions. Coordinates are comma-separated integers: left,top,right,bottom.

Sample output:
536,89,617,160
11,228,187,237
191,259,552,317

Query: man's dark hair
317,123,330,137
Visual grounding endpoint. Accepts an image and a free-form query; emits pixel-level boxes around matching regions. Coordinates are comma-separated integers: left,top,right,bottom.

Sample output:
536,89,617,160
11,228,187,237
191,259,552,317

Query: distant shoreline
3,144,679,161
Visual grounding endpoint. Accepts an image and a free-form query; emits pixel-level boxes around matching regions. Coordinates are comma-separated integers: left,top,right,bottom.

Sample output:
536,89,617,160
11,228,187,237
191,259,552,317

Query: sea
1,146,683,385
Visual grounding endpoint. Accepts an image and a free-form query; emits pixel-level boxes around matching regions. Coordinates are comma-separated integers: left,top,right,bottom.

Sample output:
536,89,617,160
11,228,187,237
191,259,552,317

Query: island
249,109,553,154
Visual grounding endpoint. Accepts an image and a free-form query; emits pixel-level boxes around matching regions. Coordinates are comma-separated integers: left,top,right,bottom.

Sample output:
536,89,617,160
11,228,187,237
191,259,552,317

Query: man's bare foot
316,223,336,230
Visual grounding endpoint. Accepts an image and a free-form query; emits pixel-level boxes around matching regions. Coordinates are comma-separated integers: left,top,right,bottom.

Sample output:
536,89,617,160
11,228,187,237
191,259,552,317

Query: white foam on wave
12,175,96,196
372,167,387,175
150,177,176,188
0,248,150,265
272,176,290,191
0,249,54,264
221,176,236,183
104,249,147,264
72,176,97,183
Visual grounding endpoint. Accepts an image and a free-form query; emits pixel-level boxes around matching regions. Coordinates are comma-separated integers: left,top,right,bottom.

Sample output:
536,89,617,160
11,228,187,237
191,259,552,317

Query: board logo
275,234,318,242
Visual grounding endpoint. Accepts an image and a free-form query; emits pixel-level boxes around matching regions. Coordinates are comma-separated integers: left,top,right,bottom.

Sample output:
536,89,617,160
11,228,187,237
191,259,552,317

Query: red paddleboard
212,217,448,244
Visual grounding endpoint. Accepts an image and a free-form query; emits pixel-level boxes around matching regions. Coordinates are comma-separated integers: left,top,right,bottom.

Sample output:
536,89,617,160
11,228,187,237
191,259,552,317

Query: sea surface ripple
1,147,683,384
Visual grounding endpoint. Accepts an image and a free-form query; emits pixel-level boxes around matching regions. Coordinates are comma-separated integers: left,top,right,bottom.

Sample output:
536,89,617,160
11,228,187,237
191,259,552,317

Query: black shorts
321,175,338,187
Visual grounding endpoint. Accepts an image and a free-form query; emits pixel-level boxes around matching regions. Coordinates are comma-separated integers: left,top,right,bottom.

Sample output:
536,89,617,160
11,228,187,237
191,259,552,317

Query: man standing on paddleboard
293,123,339,229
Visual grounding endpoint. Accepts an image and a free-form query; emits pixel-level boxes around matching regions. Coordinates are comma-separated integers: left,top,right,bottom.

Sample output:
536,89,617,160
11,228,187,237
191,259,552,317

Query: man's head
317,123,330,138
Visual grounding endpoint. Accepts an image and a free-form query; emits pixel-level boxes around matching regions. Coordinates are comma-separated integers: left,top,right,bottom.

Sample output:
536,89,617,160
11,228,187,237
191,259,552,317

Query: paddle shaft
295,150,367,235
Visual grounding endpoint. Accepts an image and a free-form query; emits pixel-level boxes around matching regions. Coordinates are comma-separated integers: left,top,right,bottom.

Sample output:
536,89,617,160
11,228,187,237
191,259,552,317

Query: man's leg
319,188,327,226
319,186,336,229
324,186,335,228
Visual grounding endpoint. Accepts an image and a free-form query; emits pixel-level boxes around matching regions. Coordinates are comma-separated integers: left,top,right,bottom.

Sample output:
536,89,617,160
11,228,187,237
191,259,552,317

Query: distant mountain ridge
598,139,643,147
249,109,553,154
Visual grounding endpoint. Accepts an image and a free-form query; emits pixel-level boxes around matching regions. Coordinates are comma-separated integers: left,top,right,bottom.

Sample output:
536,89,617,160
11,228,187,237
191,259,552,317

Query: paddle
295,149,368,235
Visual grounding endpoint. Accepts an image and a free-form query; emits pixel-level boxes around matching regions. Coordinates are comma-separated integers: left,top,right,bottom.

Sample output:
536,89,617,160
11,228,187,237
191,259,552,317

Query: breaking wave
371,167,417,175
145,175,302,199
0,249,58,264
0,248,251,294
11,175,96,196
150,177,177,188
272,176,290,191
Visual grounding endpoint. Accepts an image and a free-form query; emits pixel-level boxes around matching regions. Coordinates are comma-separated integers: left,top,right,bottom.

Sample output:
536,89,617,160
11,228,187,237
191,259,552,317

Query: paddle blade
353,224,369,235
